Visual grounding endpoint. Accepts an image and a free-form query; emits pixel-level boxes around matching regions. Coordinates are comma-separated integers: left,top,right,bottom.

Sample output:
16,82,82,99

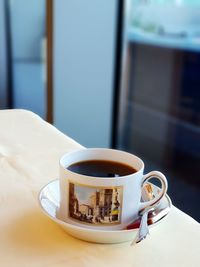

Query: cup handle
139,171,168,212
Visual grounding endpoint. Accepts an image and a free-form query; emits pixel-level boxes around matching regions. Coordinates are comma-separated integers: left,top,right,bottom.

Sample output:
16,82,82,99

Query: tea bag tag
142,183,155,202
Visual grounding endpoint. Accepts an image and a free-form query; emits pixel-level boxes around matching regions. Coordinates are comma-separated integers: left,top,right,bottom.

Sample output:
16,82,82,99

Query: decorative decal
69,182,122,225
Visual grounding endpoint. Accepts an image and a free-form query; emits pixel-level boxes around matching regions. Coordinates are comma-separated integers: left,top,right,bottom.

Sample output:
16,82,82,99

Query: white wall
10,0,46,118
53,0,117,147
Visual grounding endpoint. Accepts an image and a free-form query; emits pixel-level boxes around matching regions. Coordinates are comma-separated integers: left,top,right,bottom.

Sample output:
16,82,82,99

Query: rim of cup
59,148,145,180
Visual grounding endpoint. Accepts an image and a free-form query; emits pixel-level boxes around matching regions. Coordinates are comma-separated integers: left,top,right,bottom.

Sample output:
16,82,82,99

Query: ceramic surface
39,180,171,244
59,148,168,230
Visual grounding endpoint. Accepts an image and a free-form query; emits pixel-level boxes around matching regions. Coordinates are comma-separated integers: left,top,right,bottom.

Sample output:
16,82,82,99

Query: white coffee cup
58,148,168,230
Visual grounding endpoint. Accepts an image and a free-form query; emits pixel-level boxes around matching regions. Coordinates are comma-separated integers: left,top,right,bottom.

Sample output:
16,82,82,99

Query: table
0,109,200,267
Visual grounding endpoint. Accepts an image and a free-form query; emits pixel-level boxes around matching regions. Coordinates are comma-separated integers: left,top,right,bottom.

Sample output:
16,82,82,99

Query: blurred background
0,0,200,221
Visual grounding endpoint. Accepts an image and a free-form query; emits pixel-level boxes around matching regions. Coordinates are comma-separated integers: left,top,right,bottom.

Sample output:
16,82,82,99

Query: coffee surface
67,160,137,177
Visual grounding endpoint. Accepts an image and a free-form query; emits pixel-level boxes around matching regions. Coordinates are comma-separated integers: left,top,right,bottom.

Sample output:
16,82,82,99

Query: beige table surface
0,109,200,267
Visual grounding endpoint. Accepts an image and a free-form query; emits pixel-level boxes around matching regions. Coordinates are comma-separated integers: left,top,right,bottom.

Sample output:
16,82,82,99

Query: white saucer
39,180,171,244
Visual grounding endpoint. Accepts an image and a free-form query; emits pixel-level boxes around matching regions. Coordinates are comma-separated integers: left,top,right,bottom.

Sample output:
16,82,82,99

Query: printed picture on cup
69,182,122,225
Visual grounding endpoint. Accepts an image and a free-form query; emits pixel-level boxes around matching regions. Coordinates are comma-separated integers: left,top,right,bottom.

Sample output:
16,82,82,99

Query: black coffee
67,160,137,177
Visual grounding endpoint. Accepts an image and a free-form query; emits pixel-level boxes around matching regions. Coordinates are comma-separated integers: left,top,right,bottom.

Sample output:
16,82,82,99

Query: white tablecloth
0,109,200,267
